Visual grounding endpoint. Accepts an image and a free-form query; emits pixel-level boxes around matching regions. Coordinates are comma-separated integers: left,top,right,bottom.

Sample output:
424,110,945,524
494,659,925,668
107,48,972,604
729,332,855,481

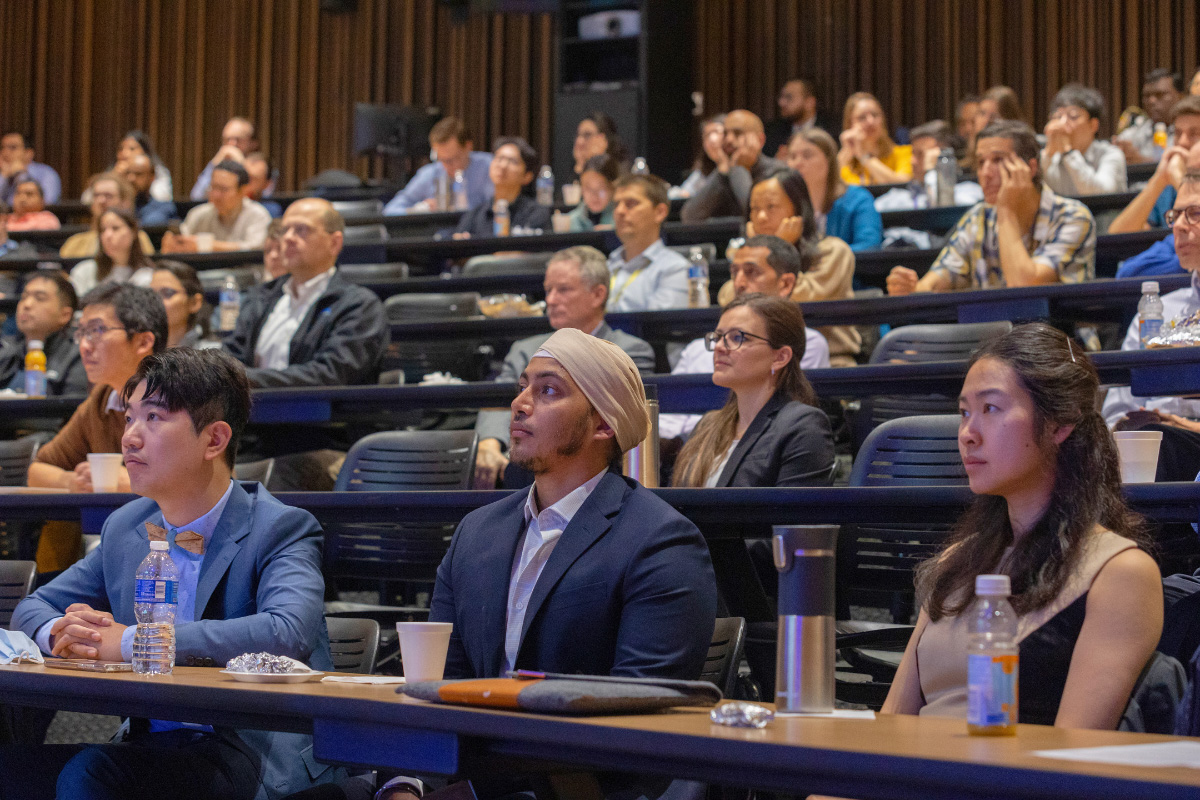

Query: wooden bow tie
146,522,205,555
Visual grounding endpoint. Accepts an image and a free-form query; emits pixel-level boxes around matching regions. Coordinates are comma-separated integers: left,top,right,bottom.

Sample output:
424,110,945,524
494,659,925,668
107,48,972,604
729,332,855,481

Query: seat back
198,266,261,292
841,415,965,617
384,292,480,323
463,252,553,277
235,458,275,488
338,262,410,283
0,561,36,628
699,617,746,697
667,243,718,263
335,431,478,492
0,437,38,487
331,199,384,221
325,617,381,674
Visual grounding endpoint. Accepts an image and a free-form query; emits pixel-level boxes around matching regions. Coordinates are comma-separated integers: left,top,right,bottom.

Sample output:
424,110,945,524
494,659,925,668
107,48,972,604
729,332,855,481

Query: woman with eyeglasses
572,112,629,182
718,169,861,366
566,154,620,232
671,293,834,488
68,207,154,297
883,323,1161,729
151,260,209,348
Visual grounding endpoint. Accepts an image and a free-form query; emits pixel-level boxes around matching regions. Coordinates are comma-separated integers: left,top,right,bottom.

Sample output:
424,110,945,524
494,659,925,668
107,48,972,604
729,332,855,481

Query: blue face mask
0,629,42,664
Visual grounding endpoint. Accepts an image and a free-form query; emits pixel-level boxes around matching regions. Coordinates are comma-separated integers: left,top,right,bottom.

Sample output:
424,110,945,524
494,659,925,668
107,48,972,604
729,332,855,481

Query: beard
510,410,594,475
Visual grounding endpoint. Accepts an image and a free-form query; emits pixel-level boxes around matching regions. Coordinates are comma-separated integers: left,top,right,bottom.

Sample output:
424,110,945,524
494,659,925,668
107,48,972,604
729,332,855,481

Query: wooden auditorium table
0,663,1197,799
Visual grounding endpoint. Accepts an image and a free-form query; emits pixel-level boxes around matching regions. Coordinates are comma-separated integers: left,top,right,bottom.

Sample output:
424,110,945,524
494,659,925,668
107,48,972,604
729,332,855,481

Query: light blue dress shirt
0,162,62,205
384,151,494,215
605,238,691,312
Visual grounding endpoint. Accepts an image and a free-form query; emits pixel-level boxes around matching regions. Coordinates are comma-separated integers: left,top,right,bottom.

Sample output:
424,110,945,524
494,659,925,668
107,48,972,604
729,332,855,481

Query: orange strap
436,678,539,709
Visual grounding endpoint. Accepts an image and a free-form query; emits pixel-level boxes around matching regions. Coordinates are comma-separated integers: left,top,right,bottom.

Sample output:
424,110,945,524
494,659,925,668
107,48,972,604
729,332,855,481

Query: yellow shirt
840,144,913,185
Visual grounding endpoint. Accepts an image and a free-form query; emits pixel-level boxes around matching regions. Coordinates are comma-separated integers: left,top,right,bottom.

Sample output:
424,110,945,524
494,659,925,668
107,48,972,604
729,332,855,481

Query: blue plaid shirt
927,186,1096,290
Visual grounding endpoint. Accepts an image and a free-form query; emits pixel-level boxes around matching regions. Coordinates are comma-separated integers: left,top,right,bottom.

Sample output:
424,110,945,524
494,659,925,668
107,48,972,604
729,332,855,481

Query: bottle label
967,653,1017,728
135,578,178,605
24,370,45,397
1139,318,1163,345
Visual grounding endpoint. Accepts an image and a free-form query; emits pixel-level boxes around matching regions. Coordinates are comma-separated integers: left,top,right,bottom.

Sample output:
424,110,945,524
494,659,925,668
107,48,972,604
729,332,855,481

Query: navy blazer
14,482,338,800
429,470,718,680
715,392,835,487
222,270,389,388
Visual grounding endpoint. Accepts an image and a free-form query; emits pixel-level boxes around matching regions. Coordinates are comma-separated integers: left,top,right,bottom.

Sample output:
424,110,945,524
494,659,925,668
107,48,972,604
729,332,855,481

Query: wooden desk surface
2,664,1199,798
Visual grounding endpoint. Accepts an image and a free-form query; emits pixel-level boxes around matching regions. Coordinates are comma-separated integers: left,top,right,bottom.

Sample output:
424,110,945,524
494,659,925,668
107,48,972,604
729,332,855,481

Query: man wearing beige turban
429,326,718,686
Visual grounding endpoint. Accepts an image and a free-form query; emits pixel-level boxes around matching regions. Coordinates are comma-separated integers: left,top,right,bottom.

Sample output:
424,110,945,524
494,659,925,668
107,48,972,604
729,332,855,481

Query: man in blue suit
5,348,337,800
430,327,717,681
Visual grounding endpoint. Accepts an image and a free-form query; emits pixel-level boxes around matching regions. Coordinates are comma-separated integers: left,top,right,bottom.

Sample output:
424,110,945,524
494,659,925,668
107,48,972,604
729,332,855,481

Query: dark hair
983,86,1024,123
265,218,284,241
909,120,954,147
213,159,250,187
1051,83,1105,122
24,269,77,312
121,348,251,469
120,130,162,167
80,283,168,355
749,170,819,272
788,128,845,214
1145,68,1184,92
1171,95,1200,124
153,259,208,335
491,136,539,175
1,131,29,147
917,323,1150,622
692,114,726,177
94,207,152,284
581,153,621,184
430,116,472,146
740,234,802,279
975,120,1043,188
579,111,630,166
672,293,816,487
785,78,817,98
613,173,670,210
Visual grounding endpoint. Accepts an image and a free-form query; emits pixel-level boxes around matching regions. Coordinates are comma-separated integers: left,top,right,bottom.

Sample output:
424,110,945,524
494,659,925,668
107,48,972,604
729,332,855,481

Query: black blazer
222,270,389,387
714,391,835,487
429,470,718,680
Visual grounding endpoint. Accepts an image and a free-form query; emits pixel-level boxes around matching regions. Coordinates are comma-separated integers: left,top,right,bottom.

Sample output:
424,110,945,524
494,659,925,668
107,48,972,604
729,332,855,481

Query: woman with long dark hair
671,293,834,488
883,323,1162,729
716,170,860,366
68,207,154,296
571,112,629,180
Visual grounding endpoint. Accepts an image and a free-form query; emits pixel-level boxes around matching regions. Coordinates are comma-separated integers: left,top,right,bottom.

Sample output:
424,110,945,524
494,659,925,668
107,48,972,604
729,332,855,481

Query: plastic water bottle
24,339,45,398
452,169,469,211
219,275,240,333
1138,281,1164,348
967,574,1018,736
536,165,555,206
936,148,957,207
632,157,649,175
687,246,710,308
435,170,451,210
133,540,179,676
493,199,510,237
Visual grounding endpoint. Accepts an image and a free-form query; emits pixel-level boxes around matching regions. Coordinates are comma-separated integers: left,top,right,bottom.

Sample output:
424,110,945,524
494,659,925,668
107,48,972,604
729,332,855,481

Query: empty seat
462,252,553,277
384,292,479,323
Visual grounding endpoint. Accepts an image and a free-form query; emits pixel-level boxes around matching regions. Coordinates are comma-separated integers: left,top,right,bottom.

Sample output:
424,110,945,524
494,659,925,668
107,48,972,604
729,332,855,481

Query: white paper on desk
1034,741,1200,768
321,675,406,685
776,709,876,719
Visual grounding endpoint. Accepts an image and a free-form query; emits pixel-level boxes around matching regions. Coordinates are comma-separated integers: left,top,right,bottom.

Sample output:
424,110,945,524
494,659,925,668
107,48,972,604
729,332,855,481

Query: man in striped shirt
886,120,1096,296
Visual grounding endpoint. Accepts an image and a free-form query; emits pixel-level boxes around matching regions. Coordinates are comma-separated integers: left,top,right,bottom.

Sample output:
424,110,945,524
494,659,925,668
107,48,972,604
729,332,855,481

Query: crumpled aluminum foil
225,652,312,674
709,701,775,728
1148,310,1200,348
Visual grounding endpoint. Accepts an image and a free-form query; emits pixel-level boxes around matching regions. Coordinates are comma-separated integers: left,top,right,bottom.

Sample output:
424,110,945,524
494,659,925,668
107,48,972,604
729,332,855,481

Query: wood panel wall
0,0,554,196
1,0,1196,197
695,0,1200,140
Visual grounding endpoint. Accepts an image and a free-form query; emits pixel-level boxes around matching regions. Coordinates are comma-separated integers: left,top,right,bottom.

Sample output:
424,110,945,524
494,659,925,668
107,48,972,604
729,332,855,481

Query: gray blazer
476,321,656,446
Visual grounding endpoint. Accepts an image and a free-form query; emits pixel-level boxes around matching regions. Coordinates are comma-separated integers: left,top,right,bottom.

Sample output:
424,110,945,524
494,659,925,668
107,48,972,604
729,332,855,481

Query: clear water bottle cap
26,340,43,351
149,540,169,551
975,574,1010,596
1142,281,1159,294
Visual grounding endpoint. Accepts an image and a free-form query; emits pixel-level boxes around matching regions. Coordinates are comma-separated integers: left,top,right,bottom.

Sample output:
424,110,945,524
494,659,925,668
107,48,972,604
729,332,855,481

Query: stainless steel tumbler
622,383,660,487
773,524,838,713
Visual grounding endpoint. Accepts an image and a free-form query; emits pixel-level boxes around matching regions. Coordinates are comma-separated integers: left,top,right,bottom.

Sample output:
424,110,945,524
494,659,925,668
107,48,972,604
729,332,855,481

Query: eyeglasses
73,323,127,344
704,329,772,351
1165,205,1200,227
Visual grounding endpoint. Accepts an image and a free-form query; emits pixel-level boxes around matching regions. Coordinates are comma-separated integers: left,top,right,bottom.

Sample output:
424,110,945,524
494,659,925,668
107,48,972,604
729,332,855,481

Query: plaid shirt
927,186,1096,290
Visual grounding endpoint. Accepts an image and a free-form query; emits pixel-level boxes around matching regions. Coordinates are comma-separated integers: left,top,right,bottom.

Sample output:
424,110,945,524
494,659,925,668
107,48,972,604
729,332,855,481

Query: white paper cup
562,183,582,205
87,453,124,493
396,622,453,682
1114,431,1163,483
551,211,571,233
195,232,215,253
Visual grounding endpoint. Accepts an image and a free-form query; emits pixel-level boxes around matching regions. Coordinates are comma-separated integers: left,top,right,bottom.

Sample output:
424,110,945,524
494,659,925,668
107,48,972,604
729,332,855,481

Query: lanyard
609,266,645,307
